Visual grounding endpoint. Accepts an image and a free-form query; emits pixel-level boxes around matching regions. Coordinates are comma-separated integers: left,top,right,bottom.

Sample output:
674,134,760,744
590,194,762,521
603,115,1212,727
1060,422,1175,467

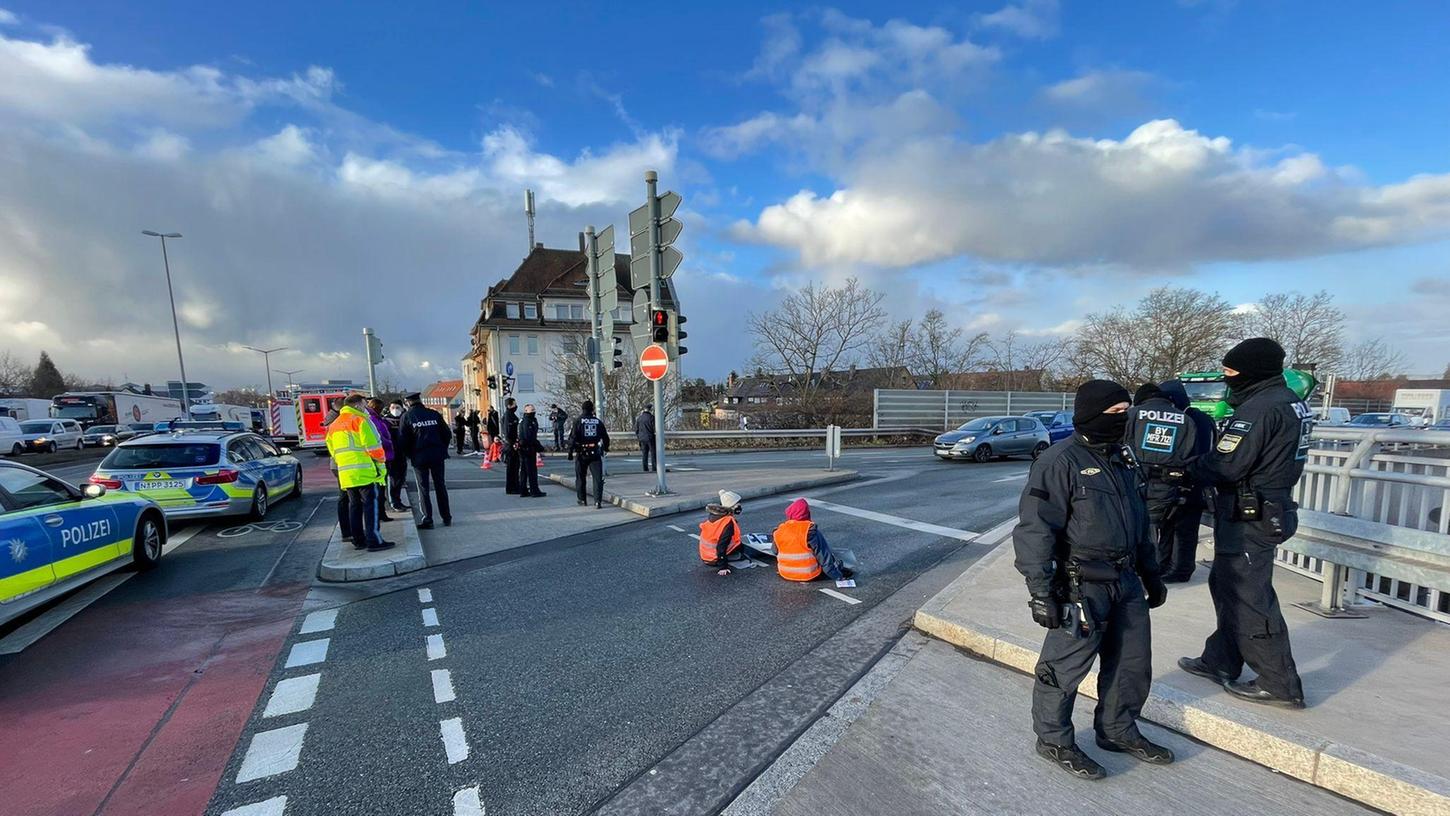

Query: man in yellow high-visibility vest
327,393,392,552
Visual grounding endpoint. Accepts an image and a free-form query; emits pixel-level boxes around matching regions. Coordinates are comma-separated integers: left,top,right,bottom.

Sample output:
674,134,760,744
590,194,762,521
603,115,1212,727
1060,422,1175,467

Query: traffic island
547,465,859,517
317,513,425,581
912,529,1450,816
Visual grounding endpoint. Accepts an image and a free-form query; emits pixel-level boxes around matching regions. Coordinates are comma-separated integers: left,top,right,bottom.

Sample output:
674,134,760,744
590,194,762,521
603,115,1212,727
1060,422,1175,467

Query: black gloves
1144,576,1167,609
1029,595,1061,629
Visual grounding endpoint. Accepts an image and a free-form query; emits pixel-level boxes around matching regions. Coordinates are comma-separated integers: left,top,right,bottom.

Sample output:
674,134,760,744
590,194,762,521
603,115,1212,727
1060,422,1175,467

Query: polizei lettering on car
60,518,113,548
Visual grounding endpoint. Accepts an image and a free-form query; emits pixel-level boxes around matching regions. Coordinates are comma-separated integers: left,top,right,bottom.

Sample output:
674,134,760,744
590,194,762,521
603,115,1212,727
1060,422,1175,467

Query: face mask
1078,411,1129,445
390,407,403,417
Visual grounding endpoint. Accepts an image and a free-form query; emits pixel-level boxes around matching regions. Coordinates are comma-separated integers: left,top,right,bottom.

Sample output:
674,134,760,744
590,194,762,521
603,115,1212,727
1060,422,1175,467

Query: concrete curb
317,515,425,582
912,528,1450,816
547,470,860,518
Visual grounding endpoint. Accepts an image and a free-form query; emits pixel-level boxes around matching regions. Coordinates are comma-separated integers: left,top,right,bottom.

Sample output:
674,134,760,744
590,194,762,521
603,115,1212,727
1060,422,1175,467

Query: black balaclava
1074,379,1131,445
1159,380,1190,411
1133,383,1165,405
1222,337,1285,393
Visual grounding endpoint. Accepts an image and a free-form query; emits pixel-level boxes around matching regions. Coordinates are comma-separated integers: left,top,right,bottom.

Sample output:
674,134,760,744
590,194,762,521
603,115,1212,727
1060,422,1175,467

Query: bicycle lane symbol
218,520,305,538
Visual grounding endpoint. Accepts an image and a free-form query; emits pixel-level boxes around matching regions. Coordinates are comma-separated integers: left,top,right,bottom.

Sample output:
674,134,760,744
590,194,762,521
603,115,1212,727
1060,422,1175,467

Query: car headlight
35,437,48,443
953,436,976,447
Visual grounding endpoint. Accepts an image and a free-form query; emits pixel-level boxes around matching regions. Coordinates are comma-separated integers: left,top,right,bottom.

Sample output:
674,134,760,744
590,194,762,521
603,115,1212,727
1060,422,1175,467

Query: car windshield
956,418,997,432
19,420,53,433
102,443,220,469
1350,414,1389,426
1182,381,1228,401
89,425,116,433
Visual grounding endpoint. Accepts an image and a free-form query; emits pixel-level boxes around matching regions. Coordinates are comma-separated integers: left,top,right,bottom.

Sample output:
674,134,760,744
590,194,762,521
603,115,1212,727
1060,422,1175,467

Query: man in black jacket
502,398,522,495
486,406,500,448
1179,338,1310,709
518,404,546,498
550,404,568,452
1124,382,1204,582
400,392,452,529
382,399,411,513
452,411,466,455
1015,379,1172,780
635,407,656,472
1157,380,1216,582
569,400,610,508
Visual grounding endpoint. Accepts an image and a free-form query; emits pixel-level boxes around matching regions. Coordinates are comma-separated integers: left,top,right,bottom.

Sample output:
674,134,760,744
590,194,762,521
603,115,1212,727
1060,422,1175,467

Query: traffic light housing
612,337,624,369
670,314,688,359
651,309,668,343
487,375,498,390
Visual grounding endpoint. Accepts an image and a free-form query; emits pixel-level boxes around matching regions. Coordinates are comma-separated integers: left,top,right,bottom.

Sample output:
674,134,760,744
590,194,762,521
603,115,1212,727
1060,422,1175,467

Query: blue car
90,430,302,520
1026,410,1075,442
1,459,167,625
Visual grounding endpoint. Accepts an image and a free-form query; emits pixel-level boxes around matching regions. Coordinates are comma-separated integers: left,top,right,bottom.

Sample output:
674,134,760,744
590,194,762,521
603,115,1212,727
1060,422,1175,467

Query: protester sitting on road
772,498,851,582
699,490,744,576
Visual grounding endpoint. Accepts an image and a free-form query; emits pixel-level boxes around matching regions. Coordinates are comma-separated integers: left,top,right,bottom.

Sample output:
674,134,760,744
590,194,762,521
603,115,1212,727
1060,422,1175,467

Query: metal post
156,235,192,421
363,327,378,396
943,391,950,430
1006,391,1013,415
646,171,669,495
585,226,606,423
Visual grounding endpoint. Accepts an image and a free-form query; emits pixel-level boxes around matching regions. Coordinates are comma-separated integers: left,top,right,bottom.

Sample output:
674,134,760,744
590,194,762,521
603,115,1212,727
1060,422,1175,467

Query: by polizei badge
1217,433,1244,453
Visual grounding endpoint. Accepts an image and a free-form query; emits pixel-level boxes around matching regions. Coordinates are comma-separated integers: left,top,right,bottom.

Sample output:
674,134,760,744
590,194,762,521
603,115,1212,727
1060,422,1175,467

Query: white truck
0,398,54,421
1391,389,1450,427
51,390,183,429
189,402,256,425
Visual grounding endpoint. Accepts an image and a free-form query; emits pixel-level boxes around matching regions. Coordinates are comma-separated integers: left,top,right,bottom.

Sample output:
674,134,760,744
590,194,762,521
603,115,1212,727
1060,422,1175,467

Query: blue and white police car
90,429,303,520
1,459,167,626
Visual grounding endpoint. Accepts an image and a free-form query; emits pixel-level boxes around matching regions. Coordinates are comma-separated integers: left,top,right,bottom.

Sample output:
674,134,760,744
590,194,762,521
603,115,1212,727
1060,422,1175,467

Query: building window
506,302,520,319
518,373,535,392
524,303,537,320
508,335,520,355
527,335,539,356
553,304,569,320
570,303,584,320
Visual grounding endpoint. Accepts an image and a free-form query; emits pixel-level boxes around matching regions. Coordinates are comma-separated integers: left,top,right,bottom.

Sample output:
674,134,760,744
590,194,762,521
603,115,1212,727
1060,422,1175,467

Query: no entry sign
639,343,670,381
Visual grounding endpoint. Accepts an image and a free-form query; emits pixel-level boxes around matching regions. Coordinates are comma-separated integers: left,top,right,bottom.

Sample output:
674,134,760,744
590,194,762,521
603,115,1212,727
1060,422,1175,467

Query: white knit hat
718,490,742,509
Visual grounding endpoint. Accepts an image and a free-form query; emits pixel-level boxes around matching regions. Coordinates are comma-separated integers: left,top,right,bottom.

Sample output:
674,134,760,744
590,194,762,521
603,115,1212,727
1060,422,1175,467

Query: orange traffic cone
535,452,545,468
481,452,492,470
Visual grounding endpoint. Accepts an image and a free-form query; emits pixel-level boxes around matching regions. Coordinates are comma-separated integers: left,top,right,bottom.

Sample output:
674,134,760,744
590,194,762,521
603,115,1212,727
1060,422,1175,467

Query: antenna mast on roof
524,189,536,255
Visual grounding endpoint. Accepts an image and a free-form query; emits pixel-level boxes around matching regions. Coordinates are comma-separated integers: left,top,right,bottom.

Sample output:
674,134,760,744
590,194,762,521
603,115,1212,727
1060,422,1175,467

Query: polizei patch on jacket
1141,422,1179,452
1217,433,1244,453
1079,467,1101,476
1228,419,1254,433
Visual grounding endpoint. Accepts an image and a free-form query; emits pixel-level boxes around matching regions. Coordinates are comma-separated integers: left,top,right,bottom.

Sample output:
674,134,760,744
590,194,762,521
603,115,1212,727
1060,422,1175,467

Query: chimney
524,189,536,254
578,232,586,252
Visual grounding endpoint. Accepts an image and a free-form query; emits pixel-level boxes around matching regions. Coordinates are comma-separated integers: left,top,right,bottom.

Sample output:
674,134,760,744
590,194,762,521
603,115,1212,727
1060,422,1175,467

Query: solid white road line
440,717,470,764
298,609,338,634
977,515,1019,546
422,607,440,627
263,673,321,718
0,573,133,655
819,588,862,605
236,723,308,783
453,786,485,816
806,499,979,542
667,524,686,532
418,587,433,603
992,471,1029,482
427,633,447,661
162,524,204,555
220,796,288,816
431,669,456,704
284,639,329,668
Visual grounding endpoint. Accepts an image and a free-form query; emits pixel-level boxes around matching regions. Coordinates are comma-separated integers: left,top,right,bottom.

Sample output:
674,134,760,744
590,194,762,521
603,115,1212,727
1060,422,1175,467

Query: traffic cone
481,452,492,470
535,452,545,468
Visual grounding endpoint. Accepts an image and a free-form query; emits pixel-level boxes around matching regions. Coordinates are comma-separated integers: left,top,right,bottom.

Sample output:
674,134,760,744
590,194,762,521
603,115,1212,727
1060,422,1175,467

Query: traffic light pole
645,171,669,495
363,327,379,397
586,225,609,476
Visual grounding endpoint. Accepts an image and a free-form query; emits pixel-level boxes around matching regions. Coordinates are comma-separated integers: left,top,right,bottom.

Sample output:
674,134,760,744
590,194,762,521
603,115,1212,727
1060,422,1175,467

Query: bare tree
866,319,916,373
1339,337,1408,380
549,333,677,432
1071,287,1236,385
0,350,31,396
746,277,888,401
910,309,988,388
986,331,1073,391
215,387,266,406
1240,290,1344,370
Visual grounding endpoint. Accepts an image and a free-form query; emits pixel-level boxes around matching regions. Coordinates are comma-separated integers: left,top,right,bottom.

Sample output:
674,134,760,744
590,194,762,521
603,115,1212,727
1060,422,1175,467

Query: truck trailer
1391,389,1450,427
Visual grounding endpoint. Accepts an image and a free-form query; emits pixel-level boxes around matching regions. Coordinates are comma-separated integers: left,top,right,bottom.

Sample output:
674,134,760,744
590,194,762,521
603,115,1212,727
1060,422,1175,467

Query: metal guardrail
874,389,1074,431
668,427,938,440
1285,427,1450,622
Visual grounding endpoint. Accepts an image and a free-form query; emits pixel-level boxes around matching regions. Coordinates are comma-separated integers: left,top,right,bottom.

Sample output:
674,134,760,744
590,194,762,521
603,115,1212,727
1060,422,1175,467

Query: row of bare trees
0,350,106,398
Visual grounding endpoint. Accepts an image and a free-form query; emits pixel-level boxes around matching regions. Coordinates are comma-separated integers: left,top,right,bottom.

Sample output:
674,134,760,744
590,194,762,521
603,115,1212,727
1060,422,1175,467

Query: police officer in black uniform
569,399,610,508
383,399,411,513
1124,382,1204,582
1179,338,1310,709
1015,379,1172,780
502,398,522,495
400,392,452,529
1157,380,1216,582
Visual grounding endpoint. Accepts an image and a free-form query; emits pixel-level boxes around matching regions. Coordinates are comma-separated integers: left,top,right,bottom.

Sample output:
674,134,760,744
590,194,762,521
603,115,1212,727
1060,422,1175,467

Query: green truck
1178,369,1317,421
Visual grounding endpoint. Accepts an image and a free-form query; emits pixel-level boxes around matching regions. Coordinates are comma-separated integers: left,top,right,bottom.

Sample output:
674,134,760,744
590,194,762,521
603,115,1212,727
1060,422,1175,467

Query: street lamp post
244,346,288,399
141,230,191,420
275,369,305,388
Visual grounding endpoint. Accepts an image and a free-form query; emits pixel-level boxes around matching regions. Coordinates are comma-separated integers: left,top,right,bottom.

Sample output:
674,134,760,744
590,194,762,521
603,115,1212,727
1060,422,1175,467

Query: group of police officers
1015,336,1312,780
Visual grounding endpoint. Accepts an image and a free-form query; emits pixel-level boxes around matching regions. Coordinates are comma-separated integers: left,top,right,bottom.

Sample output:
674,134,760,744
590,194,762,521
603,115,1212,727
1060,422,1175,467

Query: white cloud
253,125,316,167
136,130,190,161
0,9,18,26
977,0,1060,40
1042,69,1157,112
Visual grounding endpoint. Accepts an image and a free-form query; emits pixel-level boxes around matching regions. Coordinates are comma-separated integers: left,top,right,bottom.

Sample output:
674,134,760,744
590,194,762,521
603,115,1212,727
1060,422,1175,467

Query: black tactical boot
1035,740,1106,780
1225,680,1305,710
1095,735,1175,764
1177,656,1234,684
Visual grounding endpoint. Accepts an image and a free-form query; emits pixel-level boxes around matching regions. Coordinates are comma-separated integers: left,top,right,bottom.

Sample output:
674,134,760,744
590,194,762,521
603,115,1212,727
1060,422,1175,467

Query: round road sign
639,344,670,381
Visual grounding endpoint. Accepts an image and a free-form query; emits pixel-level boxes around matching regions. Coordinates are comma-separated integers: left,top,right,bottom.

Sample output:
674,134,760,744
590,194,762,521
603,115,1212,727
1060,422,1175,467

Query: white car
14,419,85,453
0,416,25,457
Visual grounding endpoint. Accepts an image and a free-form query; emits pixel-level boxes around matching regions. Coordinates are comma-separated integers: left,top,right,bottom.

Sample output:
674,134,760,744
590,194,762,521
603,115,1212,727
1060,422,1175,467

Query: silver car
933,415,1052,463
81,424,138,448
15,419,85,453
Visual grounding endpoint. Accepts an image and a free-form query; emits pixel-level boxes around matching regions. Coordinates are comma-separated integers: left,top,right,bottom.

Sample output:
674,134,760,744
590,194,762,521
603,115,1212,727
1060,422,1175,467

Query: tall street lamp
244,345,287,399
141,230,191,420
275,368,305,388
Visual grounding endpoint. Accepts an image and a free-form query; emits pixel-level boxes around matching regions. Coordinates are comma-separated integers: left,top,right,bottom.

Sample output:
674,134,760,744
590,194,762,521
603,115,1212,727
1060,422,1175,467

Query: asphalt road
205,447,1032,816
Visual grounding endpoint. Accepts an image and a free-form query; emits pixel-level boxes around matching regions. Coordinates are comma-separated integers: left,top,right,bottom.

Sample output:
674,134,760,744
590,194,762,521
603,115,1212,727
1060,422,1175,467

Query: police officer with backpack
569,399,610,508
1124,382,1205,582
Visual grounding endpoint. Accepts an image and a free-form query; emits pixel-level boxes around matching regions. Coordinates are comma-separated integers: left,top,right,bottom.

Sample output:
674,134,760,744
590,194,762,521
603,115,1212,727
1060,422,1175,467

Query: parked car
934,416,1051,463
1312,406,1352,426
126,422,158,439
1427,419,1450,432
90,430,302,520
0,458,167,626
1025,410,1075,442
1,416,25,457
1347,412,1414,428
14,419,84,453
81,424,138,448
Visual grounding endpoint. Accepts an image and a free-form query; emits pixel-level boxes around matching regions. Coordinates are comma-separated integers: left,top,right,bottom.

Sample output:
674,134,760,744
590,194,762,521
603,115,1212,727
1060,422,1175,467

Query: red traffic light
651,309,668,327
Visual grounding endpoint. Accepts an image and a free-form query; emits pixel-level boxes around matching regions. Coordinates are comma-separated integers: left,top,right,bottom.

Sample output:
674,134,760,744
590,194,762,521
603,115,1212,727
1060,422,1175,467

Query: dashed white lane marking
806,499,979,542
992,471,1030,482
667,524,686,532
220,796,288,816
422,607,440,627
453,786,484,816
440,717,470,764
431,669,456,704
299,609,338,634
236,723,308,782
284,639,329,668
819,588,863,605
427,633,447,661
418,587,433,603
263,673,321,718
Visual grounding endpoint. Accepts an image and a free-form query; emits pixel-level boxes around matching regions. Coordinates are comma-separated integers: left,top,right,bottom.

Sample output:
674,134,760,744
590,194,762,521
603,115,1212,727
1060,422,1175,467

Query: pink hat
786,498,811,521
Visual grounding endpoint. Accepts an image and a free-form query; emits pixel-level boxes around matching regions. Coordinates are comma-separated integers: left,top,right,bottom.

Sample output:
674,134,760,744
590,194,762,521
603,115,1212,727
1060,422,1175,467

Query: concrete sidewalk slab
548,466,858,517
914,530,1450,816
317,514,424,581
769,635,1372,816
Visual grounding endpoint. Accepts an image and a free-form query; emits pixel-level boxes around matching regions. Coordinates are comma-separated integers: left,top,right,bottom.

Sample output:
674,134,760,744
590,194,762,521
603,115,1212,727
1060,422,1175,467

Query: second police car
90,428,303,520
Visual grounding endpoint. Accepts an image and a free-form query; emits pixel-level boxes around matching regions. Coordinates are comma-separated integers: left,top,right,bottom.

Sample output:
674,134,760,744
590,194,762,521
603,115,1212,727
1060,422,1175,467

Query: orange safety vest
698,516,741,562
773,519,822,581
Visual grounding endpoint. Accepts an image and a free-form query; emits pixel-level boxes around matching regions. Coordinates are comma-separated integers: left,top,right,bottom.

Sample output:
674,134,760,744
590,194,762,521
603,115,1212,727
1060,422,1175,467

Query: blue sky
1,0,1448,388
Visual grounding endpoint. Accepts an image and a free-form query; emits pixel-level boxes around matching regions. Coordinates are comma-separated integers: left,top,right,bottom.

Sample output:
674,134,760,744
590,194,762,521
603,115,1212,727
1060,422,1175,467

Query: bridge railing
1285,428,1450,622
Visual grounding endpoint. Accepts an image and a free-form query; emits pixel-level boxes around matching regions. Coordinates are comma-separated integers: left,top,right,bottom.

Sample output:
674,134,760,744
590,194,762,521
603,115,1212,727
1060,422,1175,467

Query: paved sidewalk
758,634,1373,816
914,532,1450,815
549,465,858,517
317,513,424,581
